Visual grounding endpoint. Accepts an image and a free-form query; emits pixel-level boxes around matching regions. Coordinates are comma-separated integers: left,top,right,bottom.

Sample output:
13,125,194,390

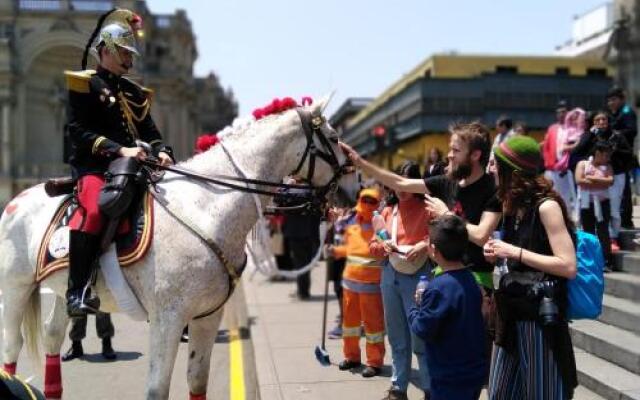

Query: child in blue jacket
408,214,487,400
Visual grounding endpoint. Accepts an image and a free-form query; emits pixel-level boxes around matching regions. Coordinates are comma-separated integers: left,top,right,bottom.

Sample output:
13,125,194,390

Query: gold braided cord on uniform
92,136,108,154
118,92,151,139
119,92,150,122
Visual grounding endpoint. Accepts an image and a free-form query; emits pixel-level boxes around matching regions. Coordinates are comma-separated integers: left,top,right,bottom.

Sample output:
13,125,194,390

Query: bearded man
340,122,501,290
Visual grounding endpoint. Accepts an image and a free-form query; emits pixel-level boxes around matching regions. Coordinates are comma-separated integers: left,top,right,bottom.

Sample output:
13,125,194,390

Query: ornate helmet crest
95,23,140,57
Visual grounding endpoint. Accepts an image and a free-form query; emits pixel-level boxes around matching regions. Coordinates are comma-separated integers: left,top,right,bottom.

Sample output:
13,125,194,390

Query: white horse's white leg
43,295,69,355
42,295,69,399
1,284,35,374
145,310,184,400
186,310,224,400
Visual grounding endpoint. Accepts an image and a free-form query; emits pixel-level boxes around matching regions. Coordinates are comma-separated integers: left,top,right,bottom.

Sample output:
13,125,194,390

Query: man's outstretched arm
340,142,428,194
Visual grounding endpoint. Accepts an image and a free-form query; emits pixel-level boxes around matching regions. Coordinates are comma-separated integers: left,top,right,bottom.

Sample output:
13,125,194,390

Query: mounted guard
64,9,174,317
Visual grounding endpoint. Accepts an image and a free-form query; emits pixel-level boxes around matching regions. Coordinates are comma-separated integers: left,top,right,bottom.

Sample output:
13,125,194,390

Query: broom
314,254,331,366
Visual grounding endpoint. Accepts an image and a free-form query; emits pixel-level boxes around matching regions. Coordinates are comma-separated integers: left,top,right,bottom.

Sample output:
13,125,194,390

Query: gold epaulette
141,86,155,103
122,76,155,103
64,70,96,93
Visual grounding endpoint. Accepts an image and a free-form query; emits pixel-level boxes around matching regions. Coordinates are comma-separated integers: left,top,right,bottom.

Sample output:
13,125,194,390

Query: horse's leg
145,310,184,400
1,284,35,374
186,310,224,400
42,294,69,399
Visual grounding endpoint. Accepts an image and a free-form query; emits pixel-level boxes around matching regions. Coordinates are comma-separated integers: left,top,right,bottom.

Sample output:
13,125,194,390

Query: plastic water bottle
372,211,389,241
415,275,429,304
492,231,509,290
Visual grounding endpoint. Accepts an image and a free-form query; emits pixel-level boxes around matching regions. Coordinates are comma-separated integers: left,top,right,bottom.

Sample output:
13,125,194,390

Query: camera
529,280,560,327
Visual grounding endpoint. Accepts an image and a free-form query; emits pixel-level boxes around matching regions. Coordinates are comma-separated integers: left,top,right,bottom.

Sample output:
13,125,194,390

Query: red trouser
70,174,106,234
342,287,385,367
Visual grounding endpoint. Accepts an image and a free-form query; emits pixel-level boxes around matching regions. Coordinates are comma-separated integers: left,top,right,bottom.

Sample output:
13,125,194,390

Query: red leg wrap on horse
44,354,63,399
189,392,207,400
3,362,16,375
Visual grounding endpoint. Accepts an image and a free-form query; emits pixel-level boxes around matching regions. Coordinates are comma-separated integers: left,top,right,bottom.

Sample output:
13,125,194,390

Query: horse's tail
23,285,42,363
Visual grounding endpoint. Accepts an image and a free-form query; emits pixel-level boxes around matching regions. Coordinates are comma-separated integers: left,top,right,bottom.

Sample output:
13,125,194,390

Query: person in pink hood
548,107,586,213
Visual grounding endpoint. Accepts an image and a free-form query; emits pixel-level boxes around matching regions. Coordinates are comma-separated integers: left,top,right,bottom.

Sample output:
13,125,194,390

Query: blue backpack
568,230,605,320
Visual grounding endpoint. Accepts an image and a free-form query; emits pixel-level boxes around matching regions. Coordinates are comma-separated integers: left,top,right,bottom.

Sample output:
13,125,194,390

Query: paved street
0,288,257,400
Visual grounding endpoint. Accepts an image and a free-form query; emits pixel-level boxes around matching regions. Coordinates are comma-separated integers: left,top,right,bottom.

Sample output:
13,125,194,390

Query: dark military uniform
65,66,172,234
66,66,172,179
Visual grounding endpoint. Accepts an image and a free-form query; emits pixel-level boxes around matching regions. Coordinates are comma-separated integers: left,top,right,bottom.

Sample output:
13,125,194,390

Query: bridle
141,107,349,213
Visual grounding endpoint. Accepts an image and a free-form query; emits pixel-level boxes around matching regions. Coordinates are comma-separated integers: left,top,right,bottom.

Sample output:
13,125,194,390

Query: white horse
0,97,346,399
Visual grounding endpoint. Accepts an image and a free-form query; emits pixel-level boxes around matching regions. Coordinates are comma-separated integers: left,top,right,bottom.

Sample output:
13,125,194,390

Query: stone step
599,294,640,335
614,251,640,275
575,349,640,400
570,319,640,375
618,230,639,252
618,229,640,252
573,384,610,400
605,272,640,302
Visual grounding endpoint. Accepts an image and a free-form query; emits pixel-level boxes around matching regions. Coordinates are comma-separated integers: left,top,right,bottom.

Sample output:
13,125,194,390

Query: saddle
39,158,155,282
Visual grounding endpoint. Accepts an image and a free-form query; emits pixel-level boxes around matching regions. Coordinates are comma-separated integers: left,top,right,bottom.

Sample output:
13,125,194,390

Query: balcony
18,0,114,12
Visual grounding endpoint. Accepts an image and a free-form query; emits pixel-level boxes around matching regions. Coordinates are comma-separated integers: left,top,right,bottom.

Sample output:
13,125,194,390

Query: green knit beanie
493,135,542,175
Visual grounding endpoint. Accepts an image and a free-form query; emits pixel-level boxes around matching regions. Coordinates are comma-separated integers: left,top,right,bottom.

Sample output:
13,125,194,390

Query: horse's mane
180,97,312,168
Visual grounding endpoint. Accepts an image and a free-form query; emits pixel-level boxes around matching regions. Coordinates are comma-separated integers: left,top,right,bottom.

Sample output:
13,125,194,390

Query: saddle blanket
36,192,154,282
36,192,153,320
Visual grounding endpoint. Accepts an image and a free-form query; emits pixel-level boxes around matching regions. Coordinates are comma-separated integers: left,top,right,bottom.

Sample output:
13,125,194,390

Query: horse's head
290,95,352,201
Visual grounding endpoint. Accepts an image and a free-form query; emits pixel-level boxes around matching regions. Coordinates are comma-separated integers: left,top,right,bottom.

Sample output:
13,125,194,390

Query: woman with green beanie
483,136,578,399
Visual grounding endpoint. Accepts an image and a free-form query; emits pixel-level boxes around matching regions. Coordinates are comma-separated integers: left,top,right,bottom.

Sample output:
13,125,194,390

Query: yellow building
341,54,613,170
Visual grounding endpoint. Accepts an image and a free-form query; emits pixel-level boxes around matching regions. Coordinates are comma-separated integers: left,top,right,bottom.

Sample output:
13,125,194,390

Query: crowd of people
543,88,637,263
270,86,636,400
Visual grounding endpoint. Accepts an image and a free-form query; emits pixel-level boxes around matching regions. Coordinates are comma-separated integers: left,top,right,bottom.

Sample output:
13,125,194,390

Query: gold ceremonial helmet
94,8,143,60
95,23,139,63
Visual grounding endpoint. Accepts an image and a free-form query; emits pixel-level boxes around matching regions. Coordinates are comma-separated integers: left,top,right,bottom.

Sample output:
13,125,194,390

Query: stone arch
20,44,87,175
20,30,88,73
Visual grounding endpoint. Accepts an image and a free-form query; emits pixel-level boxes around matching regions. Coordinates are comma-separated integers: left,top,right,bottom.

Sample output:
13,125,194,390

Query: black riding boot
61,340,84,362
66,231,101,317
101,338,116,360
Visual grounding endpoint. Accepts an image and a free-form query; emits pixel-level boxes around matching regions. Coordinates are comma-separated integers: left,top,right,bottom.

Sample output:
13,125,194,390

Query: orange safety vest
333,224,381,284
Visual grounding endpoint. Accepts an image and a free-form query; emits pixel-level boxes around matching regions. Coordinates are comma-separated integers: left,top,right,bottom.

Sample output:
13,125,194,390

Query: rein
142,108,346,319
140,108,347,213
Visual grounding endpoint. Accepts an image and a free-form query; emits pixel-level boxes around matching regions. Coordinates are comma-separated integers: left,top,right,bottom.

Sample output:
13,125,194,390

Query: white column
1,102,10,176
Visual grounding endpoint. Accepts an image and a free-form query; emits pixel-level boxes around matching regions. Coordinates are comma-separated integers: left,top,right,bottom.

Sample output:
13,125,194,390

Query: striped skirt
488,320,567,400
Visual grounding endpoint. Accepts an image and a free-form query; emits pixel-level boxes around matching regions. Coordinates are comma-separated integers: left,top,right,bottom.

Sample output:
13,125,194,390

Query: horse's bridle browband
143,108,347,320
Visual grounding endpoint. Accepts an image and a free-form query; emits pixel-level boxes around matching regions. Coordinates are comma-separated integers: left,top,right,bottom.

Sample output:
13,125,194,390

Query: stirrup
78,284,100,314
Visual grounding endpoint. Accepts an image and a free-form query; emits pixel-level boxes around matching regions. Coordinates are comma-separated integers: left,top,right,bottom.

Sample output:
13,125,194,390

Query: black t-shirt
425,173,501,272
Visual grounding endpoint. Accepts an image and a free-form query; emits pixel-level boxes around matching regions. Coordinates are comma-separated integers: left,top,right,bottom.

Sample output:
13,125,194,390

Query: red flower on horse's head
195,134,219,154
251,96,312,121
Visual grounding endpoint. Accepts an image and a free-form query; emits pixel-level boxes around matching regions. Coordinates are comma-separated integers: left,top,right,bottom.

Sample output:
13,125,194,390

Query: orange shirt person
330,188,385,378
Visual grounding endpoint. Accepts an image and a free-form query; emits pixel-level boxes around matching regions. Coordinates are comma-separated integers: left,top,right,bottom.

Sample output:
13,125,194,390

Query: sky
147,0,607,116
